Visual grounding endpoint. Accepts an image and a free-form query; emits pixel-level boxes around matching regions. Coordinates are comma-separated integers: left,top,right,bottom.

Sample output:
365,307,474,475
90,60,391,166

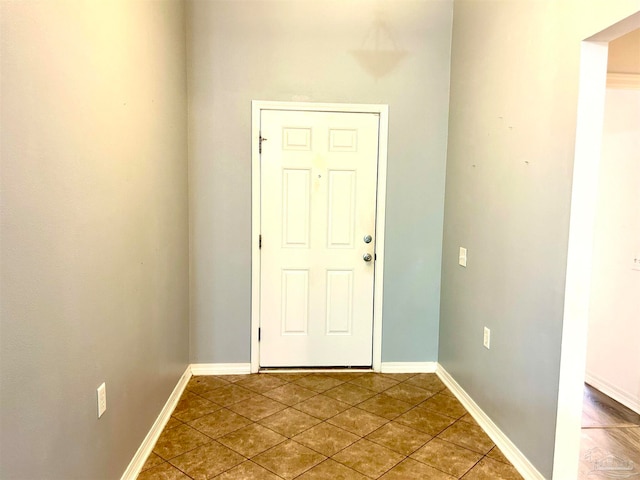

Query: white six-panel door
259,109,380,367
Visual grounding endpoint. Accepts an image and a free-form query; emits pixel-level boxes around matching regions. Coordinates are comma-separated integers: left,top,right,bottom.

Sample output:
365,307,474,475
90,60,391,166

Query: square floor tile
296,459,369,479
487,446,510,464
252,440,326,480
187,376,230,395
210,460,283,480
213,374,250,384
395,405,457,436
441,387,457,398
327,407,388,436
379,373,417,382
421,393,468,419
172,391,221,422
405,373,446,392
263,372,310,383
202,384,256,407
293,375,345,393
217,423,286,457
379,458,456,480
140,453,164,472
357,394,413,419
152,424,211,460
460,412,480,426
323,371,367,381
164,417,183,430
293,394,350,420
348,374,399,393
437,420,495,455
137,462,191,480
411,438,482,477
259,407,321,437
228,395,287,421
366,421,432,455
292,422,360,456
188,408,252,439
263,383,317,406
384,383,435,405
168,441,244,480
324,383,376,405
332,439,405,478
237,374,288,393
462,456,524,479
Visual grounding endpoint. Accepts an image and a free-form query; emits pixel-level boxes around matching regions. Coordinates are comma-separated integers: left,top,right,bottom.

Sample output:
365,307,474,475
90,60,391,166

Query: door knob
363,235,372,244
363,253,372,262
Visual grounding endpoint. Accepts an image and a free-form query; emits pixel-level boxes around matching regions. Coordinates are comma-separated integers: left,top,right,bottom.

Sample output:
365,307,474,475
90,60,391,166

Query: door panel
281,269,309,335
282,169,311,248
260,109,379,367
326,270,354,335
327,170,356,248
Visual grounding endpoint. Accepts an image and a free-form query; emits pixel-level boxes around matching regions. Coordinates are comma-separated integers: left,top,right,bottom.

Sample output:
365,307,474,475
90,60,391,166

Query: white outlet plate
97,382,107,418
459,247,467,267
483,327,491,349
633,255,640,271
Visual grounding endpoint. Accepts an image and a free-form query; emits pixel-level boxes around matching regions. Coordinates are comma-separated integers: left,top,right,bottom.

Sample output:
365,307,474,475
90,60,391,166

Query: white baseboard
120,366,192,480
436,365,545,480
190,363,252,376
381,362,437,373
585,372,640,415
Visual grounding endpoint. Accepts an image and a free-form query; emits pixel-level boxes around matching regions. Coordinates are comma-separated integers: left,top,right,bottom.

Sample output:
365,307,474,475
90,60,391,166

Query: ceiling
608,29,640,74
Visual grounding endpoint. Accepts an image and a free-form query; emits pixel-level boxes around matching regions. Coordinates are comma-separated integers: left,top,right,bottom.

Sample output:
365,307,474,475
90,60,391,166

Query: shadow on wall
350,9,407,79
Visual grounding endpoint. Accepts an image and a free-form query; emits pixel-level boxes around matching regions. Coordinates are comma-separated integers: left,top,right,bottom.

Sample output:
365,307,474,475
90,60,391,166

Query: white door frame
250,100,389,373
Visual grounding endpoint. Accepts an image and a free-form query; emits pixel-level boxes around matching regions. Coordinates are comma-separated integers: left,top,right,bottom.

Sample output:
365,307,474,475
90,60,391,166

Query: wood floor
579,384,640,479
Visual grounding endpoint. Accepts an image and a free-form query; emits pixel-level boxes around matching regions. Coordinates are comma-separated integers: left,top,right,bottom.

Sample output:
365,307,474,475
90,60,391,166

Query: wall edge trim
380,362,437,373
436,365,545,480
120,366,192,480
190,363,252,375
606,72,640,89
585,372,640,415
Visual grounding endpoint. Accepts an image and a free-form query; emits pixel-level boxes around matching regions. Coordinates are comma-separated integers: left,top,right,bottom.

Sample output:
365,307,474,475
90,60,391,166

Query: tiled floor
138,372,523,479
579,384,640,479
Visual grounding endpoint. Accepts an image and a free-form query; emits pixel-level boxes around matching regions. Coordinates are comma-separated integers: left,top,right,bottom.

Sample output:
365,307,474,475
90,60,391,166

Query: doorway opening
554,12,640,480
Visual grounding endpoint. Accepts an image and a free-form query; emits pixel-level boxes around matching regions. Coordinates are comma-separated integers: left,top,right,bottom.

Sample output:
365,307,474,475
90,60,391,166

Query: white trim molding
190,363,252,376
437,365,545,480
380,362,437,374
585,372,640,415
120,366,192,480
607,72,640,89
250,100,389,374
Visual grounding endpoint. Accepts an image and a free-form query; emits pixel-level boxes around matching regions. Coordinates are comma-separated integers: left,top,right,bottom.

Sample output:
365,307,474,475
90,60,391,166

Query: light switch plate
97,382,107,418
483,327,491,349
459,247,467,267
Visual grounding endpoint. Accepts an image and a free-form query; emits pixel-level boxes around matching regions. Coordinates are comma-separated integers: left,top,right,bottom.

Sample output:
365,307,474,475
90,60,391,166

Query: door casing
251,100,389,373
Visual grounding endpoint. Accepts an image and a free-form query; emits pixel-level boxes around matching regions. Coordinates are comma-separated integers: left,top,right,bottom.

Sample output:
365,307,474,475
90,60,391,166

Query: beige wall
0,1,189,478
